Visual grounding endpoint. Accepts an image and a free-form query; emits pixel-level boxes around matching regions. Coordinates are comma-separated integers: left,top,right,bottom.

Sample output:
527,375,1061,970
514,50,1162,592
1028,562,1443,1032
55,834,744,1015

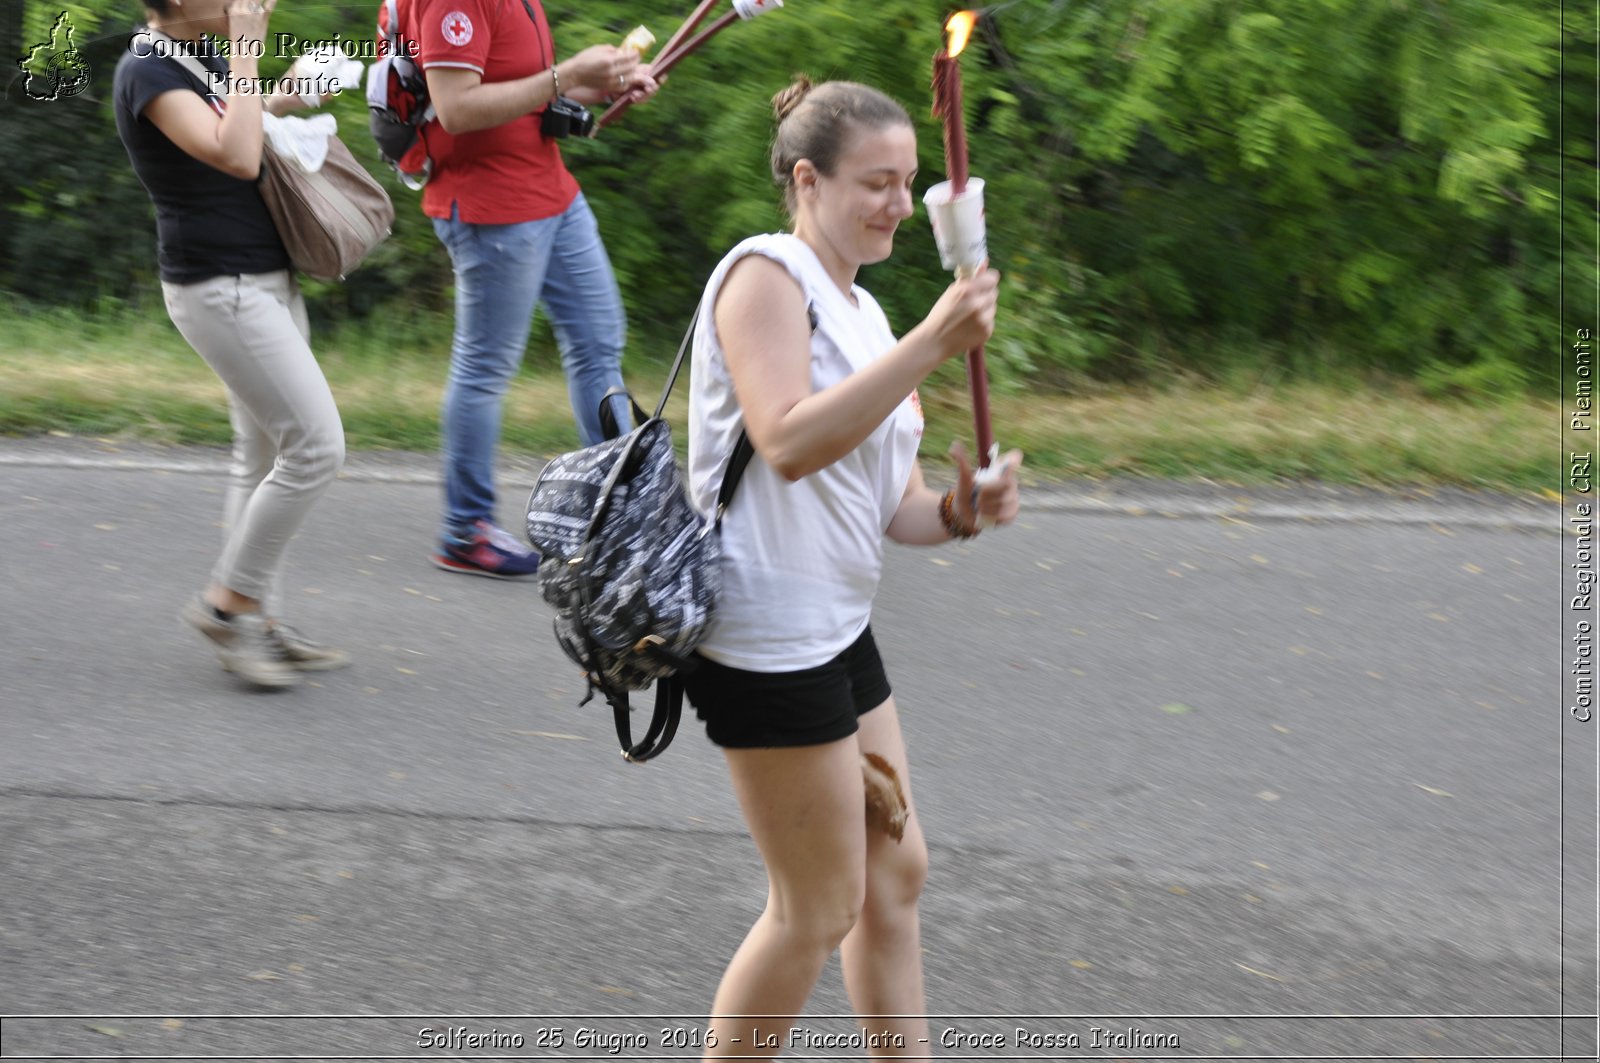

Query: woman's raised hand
225,0,275,51
922,266,1000,361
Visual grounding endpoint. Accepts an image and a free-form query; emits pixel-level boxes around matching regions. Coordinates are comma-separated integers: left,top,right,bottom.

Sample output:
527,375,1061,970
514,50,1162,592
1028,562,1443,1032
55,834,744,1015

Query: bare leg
706,737,868,1060
841,697,931,1058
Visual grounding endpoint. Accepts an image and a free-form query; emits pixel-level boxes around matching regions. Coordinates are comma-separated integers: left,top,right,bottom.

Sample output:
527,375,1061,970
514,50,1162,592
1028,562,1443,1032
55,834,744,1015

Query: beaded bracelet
938,487,979,540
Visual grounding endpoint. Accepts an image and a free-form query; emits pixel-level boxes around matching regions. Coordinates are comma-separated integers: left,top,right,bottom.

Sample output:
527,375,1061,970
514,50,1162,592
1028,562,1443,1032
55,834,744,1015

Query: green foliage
4,0,1588,397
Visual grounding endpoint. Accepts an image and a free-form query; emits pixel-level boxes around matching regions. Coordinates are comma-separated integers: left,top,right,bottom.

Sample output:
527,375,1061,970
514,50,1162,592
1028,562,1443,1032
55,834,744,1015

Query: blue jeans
431,193,632,536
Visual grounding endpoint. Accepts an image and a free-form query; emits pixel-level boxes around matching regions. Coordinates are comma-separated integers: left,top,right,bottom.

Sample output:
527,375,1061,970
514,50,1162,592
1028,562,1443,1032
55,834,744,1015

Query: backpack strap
380,0,400,50
607,677,682,763
658,299,820,532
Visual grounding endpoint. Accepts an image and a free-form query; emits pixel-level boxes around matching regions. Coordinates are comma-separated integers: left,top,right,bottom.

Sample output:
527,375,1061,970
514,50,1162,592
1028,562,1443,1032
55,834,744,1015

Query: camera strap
515,0,553,72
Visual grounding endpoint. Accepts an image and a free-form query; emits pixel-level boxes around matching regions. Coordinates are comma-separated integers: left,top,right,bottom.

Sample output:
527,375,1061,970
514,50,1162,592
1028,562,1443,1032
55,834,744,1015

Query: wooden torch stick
596,4,742,131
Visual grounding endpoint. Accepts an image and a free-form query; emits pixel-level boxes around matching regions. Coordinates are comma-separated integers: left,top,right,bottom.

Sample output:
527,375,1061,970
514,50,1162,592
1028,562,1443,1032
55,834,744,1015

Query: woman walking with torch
682,76,1022,1056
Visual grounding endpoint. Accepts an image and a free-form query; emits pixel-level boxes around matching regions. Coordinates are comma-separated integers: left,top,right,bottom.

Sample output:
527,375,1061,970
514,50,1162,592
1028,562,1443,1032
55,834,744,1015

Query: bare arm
716,255,1000,482
426,44,639,134
145,86,263,179
885,462,951,545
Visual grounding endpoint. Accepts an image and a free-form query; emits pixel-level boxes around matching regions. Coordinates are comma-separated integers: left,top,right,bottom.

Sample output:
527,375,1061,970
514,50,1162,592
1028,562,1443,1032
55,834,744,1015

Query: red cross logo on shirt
441,10,473,46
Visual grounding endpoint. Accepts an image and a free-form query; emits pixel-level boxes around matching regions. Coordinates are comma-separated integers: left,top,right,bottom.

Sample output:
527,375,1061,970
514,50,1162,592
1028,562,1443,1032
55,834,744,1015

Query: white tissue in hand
294,46,364,106
263,112,337,173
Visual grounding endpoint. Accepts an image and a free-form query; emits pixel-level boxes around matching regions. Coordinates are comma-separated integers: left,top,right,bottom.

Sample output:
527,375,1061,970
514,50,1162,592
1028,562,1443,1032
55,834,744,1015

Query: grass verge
0,306,1558,493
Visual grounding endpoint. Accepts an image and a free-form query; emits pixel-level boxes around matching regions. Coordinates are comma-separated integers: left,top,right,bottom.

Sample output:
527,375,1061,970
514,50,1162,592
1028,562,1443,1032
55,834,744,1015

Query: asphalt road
0,439,1592,1061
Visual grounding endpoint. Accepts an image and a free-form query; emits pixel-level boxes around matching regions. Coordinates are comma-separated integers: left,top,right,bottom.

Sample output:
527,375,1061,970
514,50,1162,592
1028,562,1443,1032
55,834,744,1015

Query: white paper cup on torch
923,177,987,278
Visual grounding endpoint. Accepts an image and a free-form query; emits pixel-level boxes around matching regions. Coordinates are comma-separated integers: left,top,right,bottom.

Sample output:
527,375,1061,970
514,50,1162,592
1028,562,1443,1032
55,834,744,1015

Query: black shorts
682,625,894,749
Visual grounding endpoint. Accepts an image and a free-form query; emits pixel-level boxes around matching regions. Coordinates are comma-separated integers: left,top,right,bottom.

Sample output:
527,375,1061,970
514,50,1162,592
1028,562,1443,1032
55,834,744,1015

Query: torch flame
944,10,977,58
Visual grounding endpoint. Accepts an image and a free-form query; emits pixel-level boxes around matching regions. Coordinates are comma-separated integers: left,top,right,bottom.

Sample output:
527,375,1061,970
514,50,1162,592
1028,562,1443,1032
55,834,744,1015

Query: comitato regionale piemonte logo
19,12,91,101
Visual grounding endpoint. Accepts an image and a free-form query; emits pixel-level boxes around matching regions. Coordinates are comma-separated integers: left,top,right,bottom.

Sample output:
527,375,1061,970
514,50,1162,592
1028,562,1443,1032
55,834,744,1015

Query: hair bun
772,75,814,122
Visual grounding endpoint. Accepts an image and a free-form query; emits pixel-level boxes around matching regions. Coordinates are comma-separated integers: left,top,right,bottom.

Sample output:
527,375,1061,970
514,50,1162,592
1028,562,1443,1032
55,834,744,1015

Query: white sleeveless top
687,233,925,671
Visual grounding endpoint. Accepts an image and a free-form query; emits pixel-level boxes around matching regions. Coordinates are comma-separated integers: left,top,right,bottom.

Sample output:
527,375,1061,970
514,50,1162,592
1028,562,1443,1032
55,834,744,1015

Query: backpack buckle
633,634,665,654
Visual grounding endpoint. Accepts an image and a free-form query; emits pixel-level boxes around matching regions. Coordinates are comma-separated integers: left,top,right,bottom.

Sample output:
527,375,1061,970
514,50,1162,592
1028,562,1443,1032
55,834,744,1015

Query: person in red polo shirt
412,0,659,577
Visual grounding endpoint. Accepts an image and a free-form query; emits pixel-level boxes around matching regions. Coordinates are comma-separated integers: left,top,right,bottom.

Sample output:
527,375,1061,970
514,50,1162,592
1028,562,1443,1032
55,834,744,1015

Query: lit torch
928,10,998,477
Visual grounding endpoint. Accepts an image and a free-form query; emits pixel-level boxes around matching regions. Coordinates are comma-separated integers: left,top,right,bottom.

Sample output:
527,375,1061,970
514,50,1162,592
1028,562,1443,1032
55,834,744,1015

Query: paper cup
923,177,987,276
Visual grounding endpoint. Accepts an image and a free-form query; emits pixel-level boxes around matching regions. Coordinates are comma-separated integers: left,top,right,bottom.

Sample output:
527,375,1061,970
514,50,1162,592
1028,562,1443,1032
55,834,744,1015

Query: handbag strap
143,28,221,108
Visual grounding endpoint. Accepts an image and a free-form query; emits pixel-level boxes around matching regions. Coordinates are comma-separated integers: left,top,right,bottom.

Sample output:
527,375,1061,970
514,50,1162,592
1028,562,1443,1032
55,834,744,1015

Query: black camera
542,95,595,139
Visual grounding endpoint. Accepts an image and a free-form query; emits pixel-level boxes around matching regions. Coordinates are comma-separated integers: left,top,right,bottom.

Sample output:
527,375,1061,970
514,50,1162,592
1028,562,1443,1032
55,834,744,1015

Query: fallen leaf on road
245,970,281,981
510,730,588,741
1069,959,1093,969
596,986,634,996
160,1019,184,1030
1167,885,1189,896
1160,703,1193,715
1235,962,1285,982
1256,790,1281,802
1415,784,1454,798
87,1025,124,1037
863,752,908,842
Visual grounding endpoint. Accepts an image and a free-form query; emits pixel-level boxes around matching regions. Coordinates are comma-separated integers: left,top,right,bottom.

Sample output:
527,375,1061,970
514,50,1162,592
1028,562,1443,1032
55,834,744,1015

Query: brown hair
770,76,913,213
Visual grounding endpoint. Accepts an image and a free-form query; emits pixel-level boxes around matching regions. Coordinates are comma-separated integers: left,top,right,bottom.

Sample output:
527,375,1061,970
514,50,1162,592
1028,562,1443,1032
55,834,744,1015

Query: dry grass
0,319,1556,491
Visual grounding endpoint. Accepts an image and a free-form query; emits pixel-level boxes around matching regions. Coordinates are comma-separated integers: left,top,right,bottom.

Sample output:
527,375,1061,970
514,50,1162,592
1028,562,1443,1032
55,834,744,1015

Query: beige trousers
161,270,345,614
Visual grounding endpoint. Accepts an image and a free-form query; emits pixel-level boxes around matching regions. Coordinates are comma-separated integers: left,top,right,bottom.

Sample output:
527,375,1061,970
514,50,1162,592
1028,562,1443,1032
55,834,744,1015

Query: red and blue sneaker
431,520,541,579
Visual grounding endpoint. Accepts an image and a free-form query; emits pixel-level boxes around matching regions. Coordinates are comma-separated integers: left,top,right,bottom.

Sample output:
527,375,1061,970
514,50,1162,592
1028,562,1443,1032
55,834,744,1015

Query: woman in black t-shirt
114,0,349,689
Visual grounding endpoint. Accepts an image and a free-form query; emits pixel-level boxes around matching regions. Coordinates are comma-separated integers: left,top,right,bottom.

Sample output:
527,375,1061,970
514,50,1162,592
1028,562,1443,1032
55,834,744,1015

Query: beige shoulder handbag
256,125,394,281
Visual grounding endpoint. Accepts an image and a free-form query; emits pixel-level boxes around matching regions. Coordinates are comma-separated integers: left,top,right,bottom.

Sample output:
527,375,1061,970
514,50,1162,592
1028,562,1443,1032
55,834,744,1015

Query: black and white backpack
524,317,752,762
